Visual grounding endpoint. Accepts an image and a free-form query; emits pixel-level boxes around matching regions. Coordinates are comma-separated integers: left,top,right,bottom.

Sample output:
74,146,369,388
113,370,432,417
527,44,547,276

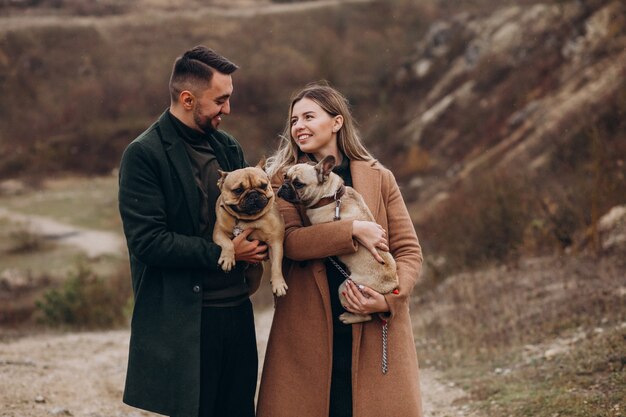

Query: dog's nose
277,185,289,199
247,190,261,200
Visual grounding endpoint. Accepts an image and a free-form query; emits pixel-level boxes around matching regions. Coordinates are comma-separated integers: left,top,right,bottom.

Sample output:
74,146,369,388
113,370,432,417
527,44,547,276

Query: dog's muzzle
277,182,300,203
231,190,269,215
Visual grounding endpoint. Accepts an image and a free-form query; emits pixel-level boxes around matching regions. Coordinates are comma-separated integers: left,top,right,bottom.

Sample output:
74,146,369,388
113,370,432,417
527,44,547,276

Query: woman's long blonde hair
265,82,374,180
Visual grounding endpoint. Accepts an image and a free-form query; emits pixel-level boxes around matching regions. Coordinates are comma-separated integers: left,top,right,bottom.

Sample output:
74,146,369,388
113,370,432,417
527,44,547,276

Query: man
118,46,266,417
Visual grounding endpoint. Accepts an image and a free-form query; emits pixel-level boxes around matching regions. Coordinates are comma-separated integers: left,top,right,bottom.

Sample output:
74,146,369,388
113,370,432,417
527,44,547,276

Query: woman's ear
332,115,344,133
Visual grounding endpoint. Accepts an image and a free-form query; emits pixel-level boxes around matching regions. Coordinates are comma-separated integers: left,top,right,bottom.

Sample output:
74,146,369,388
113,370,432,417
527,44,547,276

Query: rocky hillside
385,0,626,265
0,0,624,262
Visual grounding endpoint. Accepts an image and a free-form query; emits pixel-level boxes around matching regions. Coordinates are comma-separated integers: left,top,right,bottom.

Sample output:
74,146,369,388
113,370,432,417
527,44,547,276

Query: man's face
192,71,233,134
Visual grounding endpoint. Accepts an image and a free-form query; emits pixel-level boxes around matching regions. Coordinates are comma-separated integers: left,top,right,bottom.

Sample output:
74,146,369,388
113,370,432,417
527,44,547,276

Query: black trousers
198,300,257,417
327,257,353,417
329,331,353,417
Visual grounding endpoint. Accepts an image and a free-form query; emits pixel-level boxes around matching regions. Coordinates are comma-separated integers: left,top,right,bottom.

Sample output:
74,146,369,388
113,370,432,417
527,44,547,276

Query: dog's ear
255,157,267,171
217,170,229,189
315,155,336,184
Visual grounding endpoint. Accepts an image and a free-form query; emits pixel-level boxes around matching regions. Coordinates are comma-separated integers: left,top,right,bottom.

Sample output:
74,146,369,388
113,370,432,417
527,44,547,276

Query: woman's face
290,98,343,158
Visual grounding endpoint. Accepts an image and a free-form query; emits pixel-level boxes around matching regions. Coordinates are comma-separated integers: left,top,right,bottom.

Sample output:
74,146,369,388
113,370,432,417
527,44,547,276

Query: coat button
192,285,201,293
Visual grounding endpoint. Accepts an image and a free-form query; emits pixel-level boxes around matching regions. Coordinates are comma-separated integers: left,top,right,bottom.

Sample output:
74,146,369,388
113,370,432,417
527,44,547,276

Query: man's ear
180,91,194,110
315,155,336,184
217,170,229,189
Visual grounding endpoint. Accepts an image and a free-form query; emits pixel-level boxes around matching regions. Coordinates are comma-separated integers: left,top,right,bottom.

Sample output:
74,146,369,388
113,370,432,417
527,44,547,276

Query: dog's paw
271,279,288,297
339,312,372,324
218,253,236,272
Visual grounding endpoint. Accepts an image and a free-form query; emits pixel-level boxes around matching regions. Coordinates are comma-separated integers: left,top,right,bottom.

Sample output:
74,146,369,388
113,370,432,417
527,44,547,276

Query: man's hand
233,228,268,264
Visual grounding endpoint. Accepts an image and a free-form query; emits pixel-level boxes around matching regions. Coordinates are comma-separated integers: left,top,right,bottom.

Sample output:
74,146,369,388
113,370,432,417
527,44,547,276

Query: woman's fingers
368,245,385,264
342,282,390,314
343,281,369,312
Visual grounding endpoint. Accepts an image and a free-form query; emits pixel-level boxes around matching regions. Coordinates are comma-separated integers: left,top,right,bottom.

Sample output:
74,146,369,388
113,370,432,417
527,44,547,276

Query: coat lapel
208,133,237,172
350,160,382,220
349,159,382,375
158,111,200,234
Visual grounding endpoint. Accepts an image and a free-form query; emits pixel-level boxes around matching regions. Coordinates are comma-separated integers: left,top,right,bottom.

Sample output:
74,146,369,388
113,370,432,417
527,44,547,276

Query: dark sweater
169,112,248,307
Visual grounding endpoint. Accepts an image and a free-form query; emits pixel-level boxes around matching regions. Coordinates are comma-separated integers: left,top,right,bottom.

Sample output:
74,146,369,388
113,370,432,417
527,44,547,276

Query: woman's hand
352,220,389,263
233,228,268,264
342,280,390,314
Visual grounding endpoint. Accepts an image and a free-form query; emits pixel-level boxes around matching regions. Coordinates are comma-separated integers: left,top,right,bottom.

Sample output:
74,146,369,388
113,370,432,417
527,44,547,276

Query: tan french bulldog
213,165,288,297
277,155,397,323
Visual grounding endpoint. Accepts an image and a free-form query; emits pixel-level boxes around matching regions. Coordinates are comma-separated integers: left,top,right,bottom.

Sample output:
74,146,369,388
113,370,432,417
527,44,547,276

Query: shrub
425,169,533,271
7,224,44,254
35,261,132,329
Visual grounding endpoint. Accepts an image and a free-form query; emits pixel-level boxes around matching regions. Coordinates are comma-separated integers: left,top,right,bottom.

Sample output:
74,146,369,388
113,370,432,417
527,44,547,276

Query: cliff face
389,0,626,226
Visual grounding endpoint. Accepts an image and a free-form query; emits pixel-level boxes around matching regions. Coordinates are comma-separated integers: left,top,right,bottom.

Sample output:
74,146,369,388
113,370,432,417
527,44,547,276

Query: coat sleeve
380,168,423,321
272,178,358,261
118,141,223,270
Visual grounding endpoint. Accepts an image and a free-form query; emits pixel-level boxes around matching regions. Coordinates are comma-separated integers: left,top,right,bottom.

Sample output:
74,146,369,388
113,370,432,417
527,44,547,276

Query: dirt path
0,208,124,259
0,205,477,415
0,306,477,417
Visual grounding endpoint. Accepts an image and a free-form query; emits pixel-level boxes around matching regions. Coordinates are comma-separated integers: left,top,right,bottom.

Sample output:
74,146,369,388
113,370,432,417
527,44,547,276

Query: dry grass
0,176,127,328
412,254,626,416
0,175,121,231
0,0,431,178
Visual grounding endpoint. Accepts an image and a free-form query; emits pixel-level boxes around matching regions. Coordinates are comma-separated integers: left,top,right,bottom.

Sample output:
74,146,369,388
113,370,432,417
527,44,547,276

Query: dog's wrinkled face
218,167,274,218
277,155,336,207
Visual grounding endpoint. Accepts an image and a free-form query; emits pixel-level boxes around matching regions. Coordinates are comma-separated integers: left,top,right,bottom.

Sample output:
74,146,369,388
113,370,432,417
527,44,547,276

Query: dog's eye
260,183,268,190
293,180,305,189
233,187,244,195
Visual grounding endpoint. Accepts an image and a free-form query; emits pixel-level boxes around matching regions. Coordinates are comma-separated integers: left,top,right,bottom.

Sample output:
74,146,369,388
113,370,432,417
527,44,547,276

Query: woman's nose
293,119,304,130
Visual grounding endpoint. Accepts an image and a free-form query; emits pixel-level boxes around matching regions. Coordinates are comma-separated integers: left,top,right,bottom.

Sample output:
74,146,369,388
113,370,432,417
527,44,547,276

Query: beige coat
257,160,423,417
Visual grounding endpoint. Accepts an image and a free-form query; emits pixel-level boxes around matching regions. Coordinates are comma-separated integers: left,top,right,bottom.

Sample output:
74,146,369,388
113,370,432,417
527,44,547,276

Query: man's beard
193,107,218,134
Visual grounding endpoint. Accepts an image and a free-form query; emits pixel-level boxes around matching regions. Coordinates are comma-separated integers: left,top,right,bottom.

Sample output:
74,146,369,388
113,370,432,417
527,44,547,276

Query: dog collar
309,185,346,221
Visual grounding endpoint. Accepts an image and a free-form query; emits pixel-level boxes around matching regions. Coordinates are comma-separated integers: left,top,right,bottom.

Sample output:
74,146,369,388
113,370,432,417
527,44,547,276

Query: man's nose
221,100,231,115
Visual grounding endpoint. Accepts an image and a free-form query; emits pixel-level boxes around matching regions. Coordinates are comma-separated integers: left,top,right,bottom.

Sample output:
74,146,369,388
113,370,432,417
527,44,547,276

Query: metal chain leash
381,320,389,374
328,256,351,279
328,256,389,374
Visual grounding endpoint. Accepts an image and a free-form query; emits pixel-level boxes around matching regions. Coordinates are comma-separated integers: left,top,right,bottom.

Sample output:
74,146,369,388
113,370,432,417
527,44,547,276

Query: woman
258,83,423,417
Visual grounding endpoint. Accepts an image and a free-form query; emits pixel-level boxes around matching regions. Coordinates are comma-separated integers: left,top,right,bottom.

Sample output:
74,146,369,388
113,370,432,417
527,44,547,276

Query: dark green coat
118,111,248,417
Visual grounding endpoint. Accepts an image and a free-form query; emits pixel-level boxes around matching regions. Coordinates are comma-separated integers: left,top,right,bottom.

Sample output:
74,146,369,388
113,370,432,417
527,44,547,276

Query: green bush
35,261,131,329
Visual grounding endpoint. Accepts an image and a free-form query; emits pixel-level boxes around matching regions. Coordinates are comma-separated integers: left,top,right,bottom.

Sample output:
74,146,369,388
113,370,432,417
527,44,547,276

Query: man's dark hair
169,46,239,102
